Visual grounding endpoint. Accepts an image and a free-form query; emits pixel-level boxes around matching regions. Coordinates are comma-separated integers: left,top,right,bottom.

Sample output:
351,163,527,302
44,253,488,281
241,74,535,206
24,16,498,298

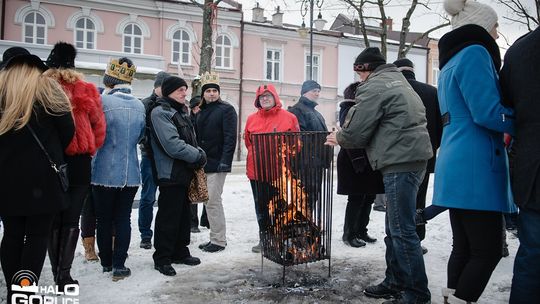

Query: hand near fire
325,130,339,146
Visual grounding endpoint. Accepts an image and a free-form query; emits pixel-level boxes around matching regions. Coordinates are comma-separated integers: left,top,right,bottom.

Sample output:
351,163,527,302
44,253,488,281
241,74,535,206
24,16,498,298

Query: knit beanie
161,76,188,97
353,47,386,72
103,57,136,87
0,46,30,69
301,80,321,95
444,0,498,33
46,42,76,68
393,58,415,72
154,71,170,88
189,96,202,108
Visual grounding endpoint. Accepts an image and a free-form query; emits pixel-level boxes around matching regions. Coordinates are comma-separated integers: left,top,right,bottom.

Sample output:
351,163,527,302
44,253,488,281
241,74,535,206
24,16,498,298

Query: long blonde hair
0,62,71,135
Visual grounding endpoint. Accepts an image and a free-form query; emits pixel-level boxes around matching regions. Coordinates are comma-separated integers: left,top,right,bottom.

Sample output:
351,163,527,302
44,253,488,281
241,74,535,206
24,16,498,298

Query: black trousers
153,185,191,266
249,180,278,233
343,194,375,241
191,204,198,228
53,185,88,230
416,173,430,241
80,191,96,238
448,209,503,302
1,214,55,297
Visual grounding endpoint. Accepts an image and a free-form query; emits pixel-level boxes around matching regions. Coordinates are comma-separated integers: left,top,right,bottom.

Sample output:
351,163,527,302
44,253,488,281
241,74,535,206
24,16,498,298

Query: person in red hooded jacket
244,84,299,253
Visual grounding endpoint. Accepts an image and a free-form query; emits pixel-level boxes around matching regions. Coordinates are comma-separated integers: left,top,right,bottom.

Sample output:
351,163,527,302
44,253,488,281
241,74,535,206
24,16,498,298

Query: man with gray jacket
147,76,206,276
326,47,432,304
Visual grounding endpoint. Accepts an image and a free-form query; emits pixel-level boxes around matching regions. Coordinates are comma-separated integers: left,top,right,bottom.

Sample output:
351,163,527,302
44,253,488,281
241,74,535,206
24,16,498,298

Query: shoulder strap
27,125,60,173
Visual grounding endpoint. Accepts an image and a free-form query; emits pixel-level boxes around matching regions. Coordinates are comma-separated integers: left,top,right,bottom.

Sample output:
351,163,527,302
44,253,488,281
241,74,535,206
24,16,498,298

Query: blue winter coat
91,88,145,187
433,45,515,212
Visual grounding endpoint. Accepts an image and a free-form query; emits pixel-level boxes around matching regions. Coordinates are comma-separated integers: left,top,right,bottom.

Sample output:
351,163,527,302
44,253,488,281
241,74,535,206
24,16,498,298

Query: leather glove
216,162,231,172
190,147,207,169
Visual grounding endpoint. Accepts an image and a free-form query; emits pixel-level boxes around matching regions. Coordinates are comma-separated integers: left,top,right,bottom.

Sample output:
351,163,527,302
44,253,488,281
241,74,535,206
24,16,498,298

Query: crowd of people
0,0,538,303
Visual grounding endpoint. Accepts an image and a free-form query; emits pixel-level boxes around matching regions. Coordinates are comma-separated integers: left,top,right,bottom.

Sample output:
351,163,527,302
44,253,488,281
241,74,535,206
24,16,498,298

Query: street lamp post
300,0,326,81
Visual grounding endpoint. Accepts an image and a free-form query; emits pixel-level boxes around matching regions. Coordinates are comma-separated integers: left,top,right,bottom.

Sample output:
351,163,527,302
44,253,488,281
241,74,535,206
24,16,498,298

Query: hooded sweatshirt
244,84,300,180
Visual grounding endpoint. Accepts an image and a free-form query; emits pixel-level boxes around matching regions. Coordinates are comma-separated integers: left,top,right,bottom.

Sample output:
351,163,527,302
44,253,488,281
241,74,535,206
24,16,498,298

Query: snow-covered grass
0,173,517,303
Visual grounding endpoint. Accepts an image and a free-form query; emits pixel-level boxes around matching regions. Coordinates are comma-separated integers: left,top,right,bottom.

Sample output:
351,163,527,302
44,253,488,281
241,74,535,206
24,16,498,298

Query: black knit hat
393,58,414,68
353,47,386,72
189,96,201,108
46,42,77,68
154,71,170,88
201,83,220,94
1,46,30,69
161,76,188,97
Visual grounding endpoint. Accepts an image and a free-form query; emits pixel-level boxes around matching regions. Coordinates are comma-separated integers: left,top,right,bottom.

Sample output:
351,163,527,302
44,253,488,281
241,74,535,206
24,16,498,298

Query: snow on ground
0,172,517,304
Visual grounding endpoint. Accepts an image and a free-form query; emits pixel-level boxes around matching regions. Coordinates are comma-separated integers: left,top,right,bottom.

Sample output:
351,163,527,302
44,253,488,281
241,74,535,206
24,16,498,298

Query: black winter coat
0,106,74,216
195,99,238,173
337,100,384,195
139,92,158,156
401,70,442,173
500,28,540,211
288,96,328,132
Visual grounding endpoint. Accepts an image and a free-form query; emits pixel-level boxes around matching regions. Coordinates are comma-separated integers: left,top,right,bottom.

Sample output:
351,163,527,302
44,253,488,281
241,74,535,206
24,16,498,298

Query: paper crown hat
200,71,220,87
105,58,136,83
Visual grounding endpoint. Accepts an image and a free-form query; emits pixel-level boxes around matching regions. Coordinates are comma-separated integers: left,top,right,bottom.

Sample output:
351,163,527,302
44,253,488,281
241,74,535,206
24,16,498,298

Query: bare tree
494,0,539,32
341,0,449,59
190,0,222,95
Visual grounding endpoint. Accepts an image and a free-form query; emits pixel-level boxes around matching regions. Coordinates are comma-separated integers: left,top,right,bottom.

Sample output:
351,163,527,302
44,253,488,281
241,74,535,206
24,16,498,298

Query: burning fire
265,138,322,265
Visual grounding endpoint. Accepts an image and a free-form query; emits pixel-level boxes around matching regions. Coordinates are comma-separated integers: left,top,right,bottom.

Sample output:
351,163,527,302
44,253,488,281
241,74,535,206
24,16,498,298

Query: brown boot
82,237,99,261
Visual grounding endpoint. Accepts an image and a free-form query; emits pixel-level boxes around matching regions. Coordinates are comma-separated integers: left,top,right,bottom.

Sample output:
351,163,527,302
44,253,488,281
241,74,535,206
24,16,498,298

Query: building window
171,30,191,65
265,49,281,81
123,24,143,54
75,17,96,49
23,12,46,44
305,53,320,82
216,35,232,69
432,59,439,87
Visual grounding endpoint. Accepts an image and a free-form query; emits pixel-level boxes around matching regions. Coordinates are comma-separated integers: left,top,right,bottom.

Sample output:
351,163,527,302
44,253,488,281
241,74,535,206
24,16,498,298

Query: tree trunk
199,0,214,74
377,0,387,59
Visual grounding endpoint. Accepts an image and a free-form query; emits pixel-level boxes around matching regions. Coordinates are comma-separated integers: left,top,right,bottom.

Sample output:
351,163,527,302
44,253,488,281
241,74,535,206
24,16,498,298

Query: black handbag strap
27,125,60,173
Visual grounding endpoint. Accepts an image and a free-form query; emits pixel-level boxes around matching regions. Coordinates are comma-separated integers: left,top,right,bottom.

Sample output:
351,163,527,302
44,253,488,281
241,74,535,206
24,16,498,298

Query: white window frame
215,34,233,69
74,17,96,50
304,52,321,82
171,29,191,65
264,47,282,82
123,23,143,54
23,11,47,44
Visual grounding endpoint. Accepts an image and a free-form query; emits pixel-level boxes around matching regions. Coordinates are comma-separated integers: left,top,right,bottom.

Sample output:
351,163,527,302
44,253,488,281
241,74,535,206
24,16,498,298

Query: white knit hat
444,0,498,32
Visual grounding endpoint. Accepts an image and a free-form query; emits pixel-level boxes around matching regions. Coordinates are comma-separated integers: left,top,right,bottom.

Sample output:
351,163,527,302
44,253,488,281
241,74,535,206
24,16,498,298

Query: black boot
56,228,80,292
48,228,61,280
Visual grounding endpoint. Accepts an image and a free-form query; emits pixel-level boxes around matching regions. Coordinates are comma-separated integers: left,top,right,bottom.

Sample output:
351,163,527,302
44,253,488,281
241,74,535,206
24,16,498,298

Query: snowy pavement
0,172,517,303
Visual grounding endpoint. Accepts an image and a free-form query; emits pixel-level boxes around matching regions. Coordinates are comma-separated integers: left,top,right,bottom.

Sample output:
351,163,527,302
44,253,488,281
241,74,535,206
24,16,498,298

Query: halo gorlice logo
11,270,79,304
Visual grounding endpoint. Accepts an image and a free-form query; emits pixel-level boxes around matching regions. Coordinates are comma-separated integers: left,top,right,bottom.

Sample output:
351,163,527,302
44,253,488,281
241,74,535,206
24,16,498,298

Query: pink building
0,0,390,158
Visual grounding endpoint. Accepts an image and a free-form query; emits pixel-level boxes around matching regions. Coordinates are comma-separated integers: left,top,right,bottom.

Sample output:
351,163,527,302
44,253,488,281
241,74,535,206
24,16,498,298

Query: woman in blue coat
433,0,515,303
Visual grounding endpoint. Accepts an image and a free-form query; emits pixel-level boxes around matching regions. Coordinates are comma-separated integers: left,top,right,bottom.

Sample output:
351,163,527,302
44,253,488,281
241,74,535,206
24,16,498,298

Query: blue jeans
382,170,430,303
93,186,138,268
510,208,540,303
138,155,157,241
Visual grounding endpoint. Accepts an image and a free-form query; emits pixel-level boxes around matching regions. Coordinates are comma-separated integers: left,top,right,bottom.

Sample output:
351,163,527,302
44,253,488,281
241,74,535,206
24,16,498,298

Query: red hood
254,84,282,110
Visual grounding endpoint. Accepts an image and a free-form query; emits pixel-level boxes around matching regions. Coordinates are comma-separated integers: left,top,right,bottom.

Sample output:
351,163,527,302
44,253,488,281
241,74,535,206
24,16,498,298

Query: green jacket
337,64,433,174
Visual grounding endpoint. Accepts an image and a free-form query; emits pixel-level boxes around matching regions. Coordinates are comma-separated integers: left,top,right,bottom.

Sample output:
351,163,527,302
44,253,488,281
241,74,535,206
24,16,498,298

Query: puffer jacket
149,97,201,187
244,84,300,180
337,64,433,174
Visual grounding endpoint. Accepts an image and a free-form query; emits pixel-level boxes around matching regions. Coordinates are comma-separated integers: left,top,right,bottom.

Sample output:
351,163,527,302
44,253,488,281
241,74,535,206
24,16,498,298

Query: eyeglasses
259,94,273,99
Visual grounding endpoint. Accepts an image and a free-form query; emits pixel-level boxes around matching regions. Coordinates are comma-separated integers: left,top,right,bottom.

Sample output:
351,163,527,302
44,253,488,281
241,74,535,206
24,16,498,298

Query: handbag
188,168,209,203
27,125,69,192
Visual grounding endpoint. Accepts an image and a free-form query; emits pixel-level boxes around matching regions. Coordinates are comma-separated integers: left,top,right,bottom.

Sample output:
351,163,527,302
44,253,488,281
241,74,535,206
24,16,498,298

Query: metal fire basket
251,131,334,282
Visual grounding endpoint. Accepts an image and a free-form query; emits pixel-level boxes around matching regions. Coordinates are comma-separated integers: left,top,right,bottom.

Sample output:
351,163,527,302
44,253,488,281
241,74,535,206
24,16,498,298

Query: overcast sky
239,0,535,50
